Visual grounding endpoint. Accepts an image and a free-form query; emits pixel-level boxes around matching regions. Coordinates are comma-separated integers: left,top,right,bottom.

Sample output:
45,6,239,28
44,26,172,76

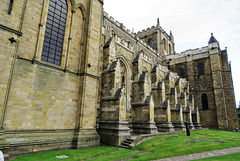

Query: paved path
153,147,240,161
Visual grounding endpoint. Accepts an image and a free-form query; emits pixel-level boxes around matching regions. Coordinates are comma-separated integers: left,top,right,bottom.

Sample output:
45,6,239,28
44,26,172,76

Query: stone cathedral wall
0,0,103,159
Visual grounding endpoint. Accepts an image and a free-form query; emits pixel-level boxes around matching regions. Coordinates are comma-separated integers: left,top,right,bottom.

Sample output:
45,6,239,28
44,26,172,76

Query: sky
104,0,240,108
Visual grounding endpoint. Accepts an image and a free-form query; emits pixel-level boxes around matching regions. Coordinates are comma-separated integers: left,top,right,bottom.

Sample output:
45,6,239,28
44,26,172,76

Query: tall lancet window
198,62,205,76
41,0,68,66
202,93,209,110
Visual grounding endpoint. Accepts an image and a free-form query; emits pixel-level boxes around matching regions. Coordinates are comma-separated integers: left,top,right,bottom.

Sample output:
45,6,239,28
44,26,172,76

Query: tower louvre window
41,0,67,66
179,66,186,78
148,38,153,48
198,62,205,76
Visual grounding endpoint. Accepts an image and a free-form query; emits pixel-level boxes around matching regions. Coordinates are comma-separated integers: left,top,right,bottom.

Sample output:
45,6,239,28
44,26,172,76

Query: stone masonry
0,0,238,160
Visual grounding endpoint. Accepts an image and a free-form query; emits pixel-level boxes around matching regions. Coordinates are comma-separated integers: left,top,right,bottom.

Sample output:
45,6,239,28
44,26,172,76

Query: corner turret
208,33,220,54
208,33,219,44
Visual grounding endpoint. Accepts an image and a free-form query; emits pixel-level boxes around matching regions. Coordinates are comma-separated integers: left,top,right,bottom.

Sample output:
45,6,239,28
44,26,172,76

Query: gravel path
152,147,240,161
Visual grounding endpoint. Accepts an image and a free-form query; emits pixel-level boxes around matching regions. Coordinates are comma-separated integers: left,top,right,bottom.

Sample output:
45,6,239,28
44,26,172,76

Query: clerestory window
41,0,68,66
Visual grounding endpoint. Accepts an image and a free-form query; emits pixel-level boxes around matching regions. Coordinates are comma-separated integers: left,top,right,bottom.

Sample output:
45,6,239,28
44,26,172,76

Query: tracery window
202,93,209,110
41,0,68,66
198,63,205,76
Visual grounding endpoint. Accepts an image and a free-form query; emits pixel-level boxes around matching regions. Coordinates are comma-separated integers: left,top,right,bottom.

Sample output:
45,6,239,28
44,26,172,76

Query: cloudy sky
104,0,240,108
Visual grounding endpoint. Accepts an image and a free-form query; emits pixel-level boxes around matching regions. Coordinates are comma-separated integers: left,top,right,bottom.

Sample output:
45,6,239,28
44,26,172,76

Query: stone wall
0,0,237,159
0,0,103,159
166,36,238,129
98,14,201,146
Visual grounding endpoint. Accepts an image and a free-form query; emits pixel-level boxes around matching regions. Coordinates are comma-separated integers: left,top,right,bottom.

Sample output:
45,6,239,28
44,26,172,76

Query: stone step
119,145,131,149
126,138,134,142
123,140,132,144
120,138,134,149
121,142,131,146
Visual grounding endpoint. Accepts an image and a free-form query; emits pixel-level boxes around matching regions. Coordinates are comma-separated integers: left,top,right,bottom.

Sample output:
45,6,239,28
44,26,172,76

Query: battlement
114,35,134,51
166,46,209,60
103,11,135,38
103,11,161,57
136,24,171,39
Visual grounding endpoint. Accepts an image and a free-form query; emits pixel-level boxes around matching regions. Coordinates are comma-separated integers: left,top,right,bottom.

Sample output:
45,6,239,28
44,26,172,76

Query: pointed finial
132,28,135,33
157,18,160,27
208,33,218,44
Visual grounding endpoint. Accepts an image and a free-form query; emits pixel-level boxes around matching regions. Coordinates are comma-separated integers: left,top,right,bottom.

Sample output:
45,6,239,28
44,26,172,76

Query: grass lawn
193,151,240,161
12,129,240,161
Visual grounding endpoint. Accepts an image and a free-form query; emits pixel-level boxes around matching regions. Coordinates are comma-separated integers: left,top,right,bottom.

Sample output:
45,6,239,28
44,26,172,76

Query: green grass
12,129,240,161
193,151,240,161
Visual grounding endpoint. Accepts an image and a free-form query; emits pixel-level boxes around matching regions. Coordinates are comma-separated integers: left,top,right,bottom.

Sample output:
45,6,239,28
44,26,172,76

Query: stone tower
165,33,238,129
136,19,175,55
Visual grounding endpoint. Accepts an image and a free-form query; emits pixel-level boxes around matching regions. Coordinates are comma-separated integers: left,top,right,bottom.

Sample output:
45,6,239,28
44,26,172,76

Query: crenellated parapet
103,12,162,60
103,12,136,38
136,25,172,41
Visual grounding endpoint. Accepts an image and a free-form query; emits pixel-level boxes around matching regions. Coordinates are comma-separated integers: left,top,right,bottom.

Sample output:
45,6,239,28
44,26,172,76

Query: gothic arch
111,29,117,37
148,38,153,47
127,40,134,50
116,55,132,111
41,0,70,65
169,44,172,54
163,38,167,50
70,0,75,5
67,4,86,72
72,3,87,19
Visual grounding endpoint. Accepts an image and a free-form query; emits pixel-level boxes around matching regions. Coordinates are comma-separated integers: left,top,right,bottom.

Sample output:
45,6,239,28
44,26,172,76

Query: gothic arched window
169,44,172,54
163,38,167,50
148,38,153,48
180,66,186,78
198,63,205,76
202,93,209,110
41,0,68,66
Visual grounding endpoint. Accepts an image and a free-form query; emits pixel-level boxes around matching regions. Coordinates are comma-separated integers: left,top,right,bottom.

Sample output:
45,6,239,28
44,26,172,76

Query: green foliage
12,130,240,161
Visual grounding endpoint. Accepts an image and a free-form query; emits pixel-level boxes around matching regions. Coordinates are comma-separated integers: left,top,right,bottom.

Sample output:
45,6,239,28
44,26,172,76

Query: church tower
136,18,175,55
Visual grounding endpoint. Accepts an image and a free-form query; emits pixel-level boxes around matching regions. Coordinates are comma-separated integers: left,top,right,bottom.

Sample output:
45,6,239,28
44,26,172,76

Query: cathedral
0,0,238,160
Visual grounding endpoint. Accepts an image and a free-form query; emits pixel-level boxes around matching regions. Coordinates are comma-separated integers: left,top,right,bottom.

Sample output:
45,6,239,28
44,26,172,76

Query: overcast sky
104,0,240,108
